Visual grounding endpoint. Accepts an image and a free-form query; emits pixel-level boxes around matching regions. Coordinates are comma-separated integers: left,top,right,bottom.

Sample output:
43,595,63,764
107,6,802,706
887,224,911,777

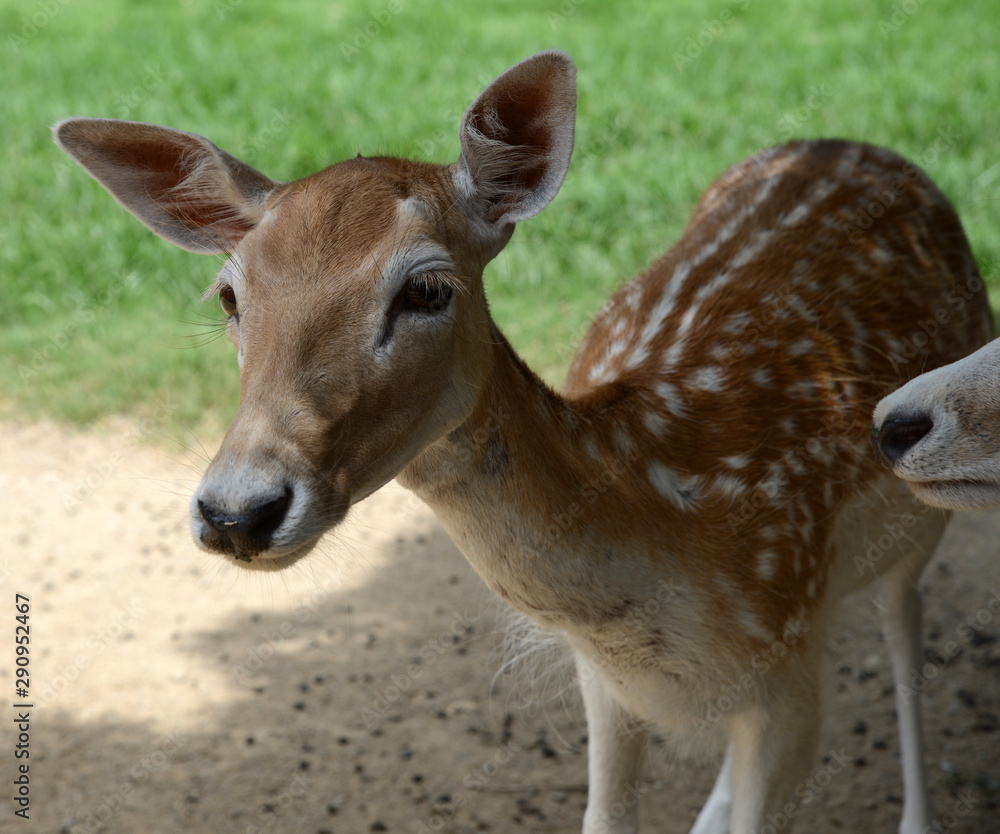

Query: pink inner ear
115,136,194,178
457,52,576,228
132,143,260,245
468,81,554,194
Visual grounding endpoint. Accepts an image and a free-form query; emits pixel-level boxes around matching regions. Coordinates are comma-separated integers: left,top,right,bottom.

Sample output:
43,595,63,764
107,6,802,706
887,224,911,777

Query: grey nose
197,486,292,556
872,414,933,467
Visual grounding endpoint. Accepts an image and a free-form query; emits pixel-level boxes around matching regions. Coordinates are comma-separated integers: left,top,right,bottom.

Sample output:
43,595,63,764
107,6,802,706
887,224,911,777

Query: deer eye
219,285,238,317
402,273,454,314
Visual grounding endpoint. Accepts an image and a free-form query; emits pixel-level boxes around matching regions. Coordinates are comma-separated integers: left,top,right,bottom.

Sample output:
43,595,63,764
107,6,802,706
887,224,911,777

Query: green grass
3,0,998,436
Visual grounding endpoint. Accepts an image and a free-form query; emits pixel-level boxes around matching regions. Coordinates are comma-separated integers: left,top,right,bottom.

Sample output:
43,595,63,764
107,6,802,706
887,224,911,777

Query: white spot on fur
654,381,687,418
786,380,817,399
630,261,692,368
731,229,775,269
661,339,687,373
714,473,751,500
398,196,430,219
694,270,732,303
643,410,668,438
789,338,814,357
624,342,651,371
735,606,774,643
752,368,772,387
614,426,636,458
723,454,751,470
648,462,702,511
780,201,812,227
782,617,807,644
756,550,779,580
834,144,862,179
723,312,753,335
689,365,726,393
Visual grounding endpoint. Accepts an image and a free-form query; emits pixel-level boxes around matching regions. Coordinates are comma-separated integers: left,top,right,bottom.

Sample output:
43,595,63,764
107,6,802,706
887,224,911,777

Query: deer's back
560,140,990,643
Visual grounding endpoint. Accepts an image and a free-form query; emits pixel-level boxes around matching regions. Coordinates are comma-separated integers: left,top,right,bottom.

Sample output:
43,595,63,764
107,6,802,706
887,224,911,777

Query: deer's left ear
453,50,576,231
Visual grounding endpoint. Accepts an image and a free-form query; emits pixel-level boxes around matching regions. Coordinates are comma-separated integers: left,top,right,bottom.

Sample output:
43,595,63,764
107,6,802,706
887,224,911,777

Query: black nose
872,414,934,466
198,486,292,556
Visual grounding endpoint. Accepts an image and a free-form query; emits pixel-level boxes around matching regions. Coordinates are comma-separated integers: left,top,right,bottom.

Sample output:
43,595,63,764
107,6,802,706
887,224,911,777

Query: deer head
54,51,576,569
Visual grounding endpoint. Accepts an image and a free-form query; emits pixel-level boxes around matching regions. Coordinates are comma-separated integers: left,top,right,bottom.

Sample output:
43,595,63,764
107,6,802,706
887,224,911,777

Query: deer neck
398,325,645,626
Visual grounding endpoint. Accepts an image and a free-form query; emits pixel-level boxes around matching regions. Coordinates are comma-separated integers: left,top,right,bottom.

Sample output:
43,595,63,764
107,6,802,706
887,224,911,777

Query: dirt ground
1,418,998,834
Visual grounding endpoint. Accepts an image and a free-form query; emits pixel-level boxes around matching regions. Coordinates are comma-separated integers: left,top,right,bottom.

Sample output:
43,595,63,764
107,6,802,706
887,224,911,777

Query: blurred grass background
2,0,998,438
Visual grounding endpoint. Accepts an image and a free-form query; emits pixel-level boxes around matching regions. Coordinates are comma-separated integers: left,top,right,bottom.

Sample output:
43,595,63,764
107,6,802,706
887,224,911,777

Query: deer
873,335,1000,511
54,50,992,834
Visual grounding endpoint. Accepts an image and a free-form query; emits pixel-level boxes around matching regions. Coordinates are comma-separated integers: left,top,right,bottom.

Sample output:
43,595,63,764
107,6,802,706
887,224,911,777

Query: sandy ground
0,418,998,834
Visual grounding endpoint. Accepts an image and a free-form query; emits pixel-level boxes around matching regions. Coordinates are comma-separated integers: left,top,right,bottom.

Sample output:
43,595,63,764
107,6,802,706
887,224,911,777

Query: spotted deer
54,51,991,834
874,335,1000,510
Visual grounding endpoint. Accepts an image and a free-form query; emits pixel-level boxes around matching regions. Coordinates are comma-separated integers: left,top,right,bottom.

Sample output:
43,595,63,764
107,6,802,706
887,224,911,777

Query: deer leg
689,741,734,834
880,556,935,833
725,649,823,834
578,655,649,834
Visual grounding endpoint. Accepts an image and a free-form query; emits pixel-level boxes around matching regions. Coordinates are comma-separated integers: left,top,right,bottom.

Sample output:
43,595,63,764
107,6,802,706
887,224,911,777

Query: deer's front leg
577,655,649,834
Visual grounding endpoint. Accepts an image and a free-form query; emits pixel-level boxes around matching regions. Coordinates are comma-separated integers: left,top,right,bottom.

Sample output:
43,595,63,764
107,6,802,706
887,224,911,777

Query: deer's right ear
53,118,279,255
454,50,576,234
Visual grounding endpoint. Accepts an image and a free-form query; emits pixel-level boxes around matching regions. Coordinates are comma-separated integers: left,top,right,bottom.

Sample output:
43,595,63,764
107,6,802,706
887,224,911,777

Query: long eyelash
172,308,230,350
